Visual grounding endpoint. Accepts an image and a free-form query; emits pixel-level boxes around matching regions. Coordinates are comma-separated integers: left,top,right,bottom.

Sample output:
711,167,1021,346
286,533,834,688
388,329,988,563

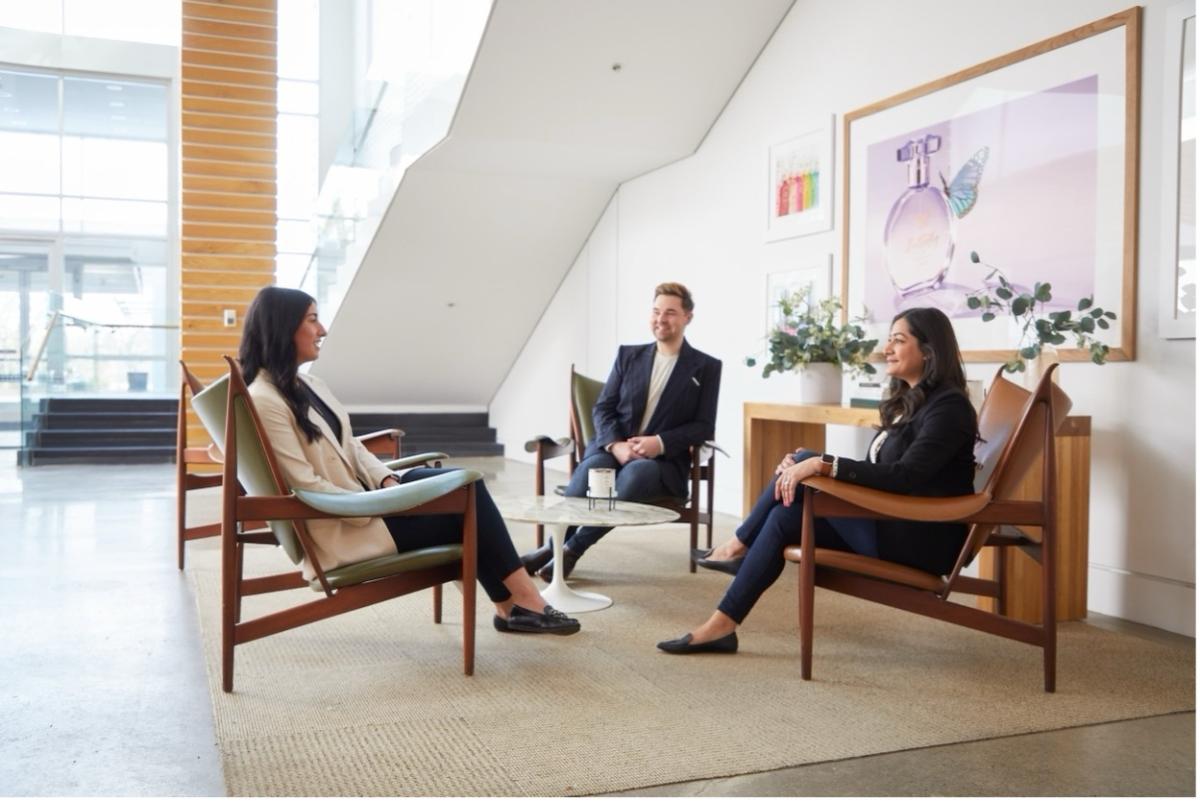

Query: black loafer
496,604,581,635
656,632,738,654
536,547,581,583
696,555,745,576
519,544,553,575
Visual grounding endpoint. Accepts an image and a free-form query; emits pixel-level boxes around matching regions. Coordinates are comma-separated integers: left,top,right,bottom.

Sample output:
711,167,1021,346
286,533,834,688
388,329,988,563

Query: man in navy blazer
521,282,722,581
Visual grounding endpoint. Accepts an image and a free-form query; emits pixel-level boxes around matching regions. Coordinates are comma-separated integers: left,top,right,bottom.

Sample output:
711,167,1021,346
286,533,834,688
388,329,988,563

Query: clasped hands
773,451,825,507
609,435,662,465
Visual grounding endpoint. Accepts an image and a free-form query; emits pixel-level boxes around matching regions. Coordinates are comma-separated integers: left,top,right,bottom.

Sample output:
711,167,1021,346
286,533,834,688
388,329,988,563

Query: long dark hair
238,286,322,442
877,307,969,431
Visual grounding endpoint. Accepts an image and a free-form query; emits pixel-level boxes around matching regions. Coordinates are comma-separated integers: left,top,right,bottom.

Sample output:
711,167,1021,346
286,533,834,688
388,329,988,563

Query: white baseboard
1088,563,1195,637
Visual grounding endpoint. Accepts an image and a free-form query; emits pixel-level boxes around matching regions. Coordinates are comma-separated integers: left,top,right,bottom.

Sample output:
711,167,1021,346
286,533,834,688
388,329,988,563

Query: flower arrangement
965,251,1116,372
746,290,878,378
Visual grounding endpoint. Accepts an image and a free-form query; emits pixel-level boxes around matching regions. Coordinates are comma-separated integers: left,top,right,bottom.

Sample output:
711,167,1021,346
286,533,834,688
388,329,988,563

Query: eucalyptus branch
965,251,1115,373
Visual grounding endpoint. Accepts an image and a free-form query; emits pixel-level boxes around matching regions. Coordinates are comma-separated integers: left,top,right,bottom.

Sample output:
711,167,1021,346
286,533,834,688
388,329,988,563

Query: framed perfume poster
841,8,1140,363
766,118,834,242
1158,0,1196,340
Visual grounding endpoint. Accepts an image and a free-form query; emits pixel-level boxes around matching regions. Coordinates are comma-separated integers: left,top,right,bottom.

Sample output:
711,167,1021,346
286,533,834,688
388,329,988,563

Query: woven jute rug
187,524,1194,797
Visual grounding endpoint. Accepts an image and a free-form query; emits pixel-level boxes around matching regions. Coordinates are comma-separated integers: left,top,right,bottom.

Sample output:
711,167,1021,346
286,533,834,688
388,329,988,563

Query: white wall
490,0,1197,635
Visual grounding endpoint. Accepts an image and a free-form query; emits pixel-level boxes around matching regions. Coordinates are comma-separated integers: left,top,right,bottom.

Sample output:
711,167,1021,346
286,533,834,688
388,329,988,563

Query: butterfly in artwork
939,146,989,219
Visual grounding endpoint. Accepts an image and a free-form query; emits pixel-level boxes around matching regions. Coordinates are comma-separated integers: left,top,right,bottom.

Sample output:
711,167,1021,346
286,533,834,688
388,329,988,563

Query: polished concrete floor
0,455,1194,796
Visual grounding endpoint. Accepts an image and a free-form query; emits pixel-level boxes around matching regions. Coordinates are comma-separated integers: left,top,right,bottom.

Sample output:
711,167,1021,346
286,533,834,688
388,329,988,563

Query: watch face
821,454,835,464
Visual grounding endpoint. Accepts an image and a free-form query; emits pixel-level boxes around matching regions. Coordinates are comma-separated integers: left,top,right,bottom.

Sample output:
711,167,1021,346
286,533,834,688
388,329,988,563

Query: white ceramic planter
795,362,843,404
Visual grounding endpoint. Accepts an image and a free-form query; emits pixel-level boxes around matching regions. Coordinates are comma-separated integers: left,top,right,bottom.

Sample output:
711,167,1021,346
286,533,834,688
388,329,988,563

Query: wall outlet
223,309,236,327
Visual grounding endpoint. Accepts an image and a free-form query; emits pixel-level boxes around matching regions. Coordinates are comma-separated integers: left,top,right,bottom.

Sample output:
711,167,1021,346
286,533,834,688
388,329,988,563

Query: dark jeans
383,467,522,603
717,450,878,624
561,451,678,555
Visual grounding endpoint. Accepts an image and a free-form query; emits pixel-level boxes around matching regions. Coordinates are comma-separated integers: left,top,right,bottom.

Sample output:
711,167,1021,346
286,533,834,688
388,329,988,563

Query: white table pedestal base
541,523,612,613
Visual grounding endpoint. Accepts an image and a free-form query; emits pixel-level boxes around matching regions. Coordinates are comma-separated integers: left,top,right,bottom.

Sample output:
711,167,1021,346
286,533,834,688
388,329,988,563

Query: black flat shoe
497,604,581,635
519,544,553,575
656,632,738,654
536,547,581,583
696,555,745,576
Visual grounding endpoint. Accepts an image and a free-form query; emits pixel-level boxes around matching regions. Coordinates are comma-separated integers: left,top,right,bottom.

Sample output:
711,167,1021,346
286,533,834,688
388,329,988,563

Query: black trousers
383,467,523,603
717,451,878,624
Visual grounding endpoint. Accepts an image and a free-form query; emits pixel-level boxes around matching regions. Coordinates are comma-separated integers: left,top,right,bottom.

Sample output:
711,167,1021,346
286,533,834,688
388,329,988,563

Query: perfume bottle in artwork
883,133,988,296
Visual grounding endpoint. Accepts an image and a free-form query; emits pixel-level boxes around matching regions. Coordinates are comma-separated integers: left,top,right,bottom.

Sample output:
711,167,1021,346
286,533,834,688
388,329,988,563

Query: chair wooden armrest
357,428,403,459
384,452,448,471
801,476,992,523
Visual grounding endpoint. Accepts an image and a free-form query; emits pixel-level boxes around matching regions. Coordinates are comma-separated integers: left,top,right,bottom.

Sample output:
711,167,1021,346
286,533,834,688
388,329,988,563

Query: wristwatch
820,453,838,477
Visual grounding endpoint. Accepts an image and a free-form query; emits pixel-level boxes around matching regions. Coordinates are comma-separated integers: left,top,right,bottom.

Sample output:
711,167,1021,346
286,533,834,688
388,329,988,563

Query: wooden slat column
180,0,277,448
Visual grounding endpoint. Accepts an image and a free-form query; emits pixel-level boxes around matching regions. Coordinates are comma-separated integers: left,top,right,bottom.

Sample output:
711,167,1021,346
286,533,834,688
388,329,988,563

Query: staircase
17,400,504,465
19,397,177,465
349,412,503,457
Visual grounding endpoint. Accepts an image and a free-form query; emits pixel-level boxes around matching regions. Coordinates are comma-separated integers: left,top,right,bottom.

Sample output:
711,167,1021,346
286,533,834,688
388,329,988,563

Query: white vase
795,362,843,404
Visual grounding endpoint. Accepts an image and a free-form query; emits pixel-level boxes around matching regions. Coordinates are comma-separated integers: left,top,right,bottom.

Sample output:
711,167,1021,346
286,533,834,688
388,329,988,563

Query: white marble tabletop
495,495,679,527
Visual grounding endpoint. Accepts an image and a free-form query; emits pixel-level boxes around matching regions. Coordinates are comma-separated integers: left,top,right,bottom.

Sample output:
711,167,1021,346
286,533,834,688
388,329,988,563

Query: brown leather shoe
536,547,581,582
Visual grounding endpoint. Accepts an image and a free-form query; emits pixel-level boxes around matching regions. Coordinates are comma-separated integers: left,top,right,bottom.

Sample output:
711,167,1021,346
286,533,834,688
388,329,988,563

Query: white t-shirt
638,349,679,435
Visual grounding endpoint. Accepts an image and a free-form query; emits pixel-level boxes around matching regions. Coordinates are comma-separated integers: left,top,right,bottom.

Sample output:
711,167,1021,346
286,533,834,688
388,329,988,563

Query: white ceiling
315,0,793,409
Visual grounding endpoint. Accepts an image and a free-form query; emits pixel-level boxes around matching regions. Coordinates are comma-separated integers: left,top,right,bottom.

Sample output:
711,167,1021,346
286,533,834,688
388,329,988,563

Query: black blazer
584,339,722,498
835,385,977,575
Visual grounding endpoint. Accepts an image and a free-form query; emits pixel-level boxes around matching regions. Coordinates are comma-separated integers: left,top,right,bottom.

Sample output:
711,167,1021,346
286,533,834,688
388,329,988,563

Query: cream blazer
249,371,397,580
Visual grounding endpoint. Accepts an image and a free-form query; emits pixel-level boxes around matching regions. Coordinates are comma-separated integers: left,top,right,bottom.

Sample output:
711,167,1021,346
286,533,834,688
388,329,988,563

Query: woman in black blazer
658,307,978,655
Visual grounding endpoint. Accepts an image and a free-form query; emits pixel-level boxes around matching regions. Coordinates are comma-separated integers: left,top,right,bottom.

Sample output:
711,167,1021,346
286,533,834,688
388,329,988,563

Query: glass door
0,240,51,450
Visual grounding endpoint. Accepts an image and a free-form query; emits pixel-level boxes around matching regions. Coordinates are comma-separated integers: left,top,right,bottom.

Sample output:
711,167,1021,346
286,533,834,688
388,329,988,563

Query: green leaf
981,312,995,322
967,296,981,309
1034,283,1052,302
1097,318,1109,329
1090,308,1103,318
1019,345,1040,359
996,287,1013,300
1079,316,1095,333
1078,296,1093,310
970,251,981,263
1011,296,1029,316
1104,311,1117,320
745,357,757,367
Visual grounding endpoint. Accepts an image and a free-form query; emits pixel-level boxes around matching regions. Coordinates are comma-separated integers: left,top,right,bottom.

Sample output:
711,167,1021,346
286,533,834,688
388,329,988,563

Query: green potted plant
965,251,1116,376
746,289,877,403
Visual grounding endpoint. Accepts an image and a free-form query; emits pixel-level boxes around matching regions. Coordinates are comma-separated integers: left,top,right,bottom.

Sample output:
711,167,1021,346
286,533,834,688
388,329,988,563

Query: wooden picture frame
1158,0,1196,340
841,8,1141,363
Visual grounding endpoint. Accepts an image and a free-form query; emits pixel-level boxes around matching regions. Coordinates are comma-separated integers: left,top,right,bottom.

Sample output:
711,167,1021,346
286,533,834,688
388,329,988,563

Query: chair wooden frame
176,361,413,569
197,357,477,693
785,367,1070,692
526,364,722,571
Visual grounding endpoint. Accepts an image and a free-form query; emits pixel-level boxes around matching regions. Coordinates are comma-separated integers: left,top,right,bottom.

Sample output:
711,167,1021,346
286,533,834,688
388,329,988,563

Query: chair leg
535,523,544,550
1042,541,1057,693
176,486,187,571
996,546,1008,617
799,559,815,680
688,516,698,573
234,540,245,624
433,583,443,623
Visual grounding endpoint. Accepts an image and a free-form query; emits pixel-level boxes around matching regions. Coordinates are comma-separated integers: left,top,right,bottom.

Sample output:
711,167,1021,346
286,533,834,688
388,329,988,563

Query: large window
276,0,320,288
0,67,172,396
0,0,180,46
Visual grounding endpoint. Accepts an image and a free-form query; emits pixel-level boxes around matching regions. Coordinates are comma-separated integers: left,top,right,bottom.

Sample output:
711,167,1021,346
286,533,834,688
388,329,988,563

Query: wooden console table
743,402,1090,622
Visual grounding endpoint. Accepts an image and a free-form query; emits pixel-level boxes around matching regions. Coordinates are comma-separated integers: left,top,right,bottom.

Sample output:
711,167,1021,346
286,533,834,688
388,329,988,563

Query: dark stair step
39,397,177,414
27,428,176,447
349,412,489,429
20,445,175,465
34,412,178,430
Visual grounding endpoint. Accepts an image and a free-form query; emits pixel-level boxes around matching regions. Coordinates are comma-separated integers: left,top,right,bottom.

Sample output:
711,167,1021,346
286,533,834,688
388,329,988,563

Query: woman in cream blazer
239,286,580,636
